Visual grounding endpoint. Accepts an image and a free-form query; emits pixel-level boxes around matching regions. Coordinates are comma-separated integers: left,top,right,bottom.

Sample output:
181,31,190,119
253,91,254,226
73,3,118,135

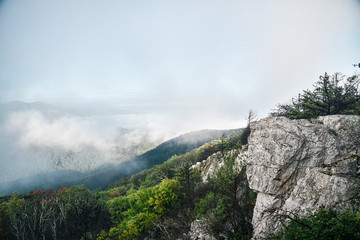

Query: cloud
6,110,112,152
0,104,244,182
0,108,166,183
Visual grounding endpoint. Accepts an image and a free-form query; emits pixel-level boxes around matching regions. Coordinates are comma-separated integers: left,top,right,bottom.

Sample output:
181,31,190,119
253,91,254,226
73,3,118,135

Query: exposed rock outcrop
188,149,249,239
246,115,360,239
191,149,246,183
188,220,217,240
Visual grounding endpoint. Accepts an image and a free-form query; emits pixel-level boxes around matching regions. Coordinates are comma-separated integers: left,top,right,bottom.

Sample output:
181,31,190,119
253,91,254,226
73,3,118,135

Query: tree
61,185,110,240
213,154,254,239
0,202,10,240
241,110,257,145
271,73,360,119
195,152,256,239
100,179,181,240
271,207,360,240
6,194,26,240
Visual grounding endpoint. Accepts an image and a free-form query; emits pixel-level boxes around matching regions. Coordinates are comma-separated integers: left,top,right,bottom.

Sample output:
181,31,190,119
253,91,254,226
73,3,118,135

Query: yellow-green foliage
98,179,181,240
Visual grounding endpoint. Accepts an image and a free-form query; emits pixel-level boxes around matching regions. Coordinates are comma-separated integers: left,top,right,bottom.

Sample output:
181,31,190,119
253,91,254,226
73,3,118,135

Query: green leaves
272,207,360,240
192,152,255,239
103,179,181,239
0,202,10,239
271,73,360,119
1,187,110,240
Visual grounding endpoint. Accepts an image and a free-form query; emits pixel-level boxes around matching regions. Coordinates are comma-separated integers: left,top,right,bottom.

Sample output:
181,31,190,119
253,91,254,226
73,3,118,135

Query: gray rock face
246,115,360,239
191,149,246,183
188,220,217,240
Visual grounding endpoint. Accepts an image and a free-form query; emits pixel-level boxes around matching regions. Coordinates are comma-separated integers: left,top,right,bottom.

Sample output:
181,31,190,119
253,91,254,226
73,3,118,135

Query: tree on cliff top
271,73,360,119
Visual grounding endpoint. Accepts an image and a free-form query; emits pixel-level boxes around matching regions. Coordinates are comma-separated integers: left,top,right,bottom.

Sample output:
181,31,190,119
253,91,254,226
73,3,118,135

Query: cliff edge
247,115,360,239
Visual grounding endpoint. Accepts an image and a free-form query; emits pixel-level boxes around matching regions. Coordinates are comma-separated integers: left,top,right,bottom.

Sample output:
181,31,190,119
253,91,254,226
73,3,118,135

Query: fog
0,103,169,183
7,111,111,152
1,0,359,119
0,101,245,184
0,0,359,187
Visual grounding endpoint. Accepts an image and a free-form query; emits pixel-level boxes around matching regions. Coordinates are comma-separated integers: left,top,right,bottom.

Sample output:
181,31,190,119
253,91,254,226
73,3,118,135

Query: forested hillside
0,129,237,196
0,130,247,239
0,72,359,240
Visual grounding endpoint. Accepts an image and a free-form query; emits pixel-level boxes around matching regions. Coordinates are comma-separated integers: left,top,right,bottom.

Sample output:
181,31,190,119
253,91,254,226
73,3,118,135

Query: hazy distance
0,1,359,185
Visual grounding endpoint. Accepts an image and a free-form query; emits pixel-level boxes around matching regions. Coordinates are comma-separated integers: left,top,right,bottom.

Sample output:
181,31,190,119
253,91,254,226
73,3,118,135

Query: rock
188,219,217,240
188,149,249,239
246,115,360,239
191,149,246,183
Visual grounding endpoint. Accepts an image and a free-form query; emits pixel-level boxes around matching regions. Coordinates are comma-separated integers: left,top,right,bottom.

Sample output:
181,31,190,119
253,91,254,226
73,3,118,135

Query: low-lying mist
0,102,166,184
0,101,246,196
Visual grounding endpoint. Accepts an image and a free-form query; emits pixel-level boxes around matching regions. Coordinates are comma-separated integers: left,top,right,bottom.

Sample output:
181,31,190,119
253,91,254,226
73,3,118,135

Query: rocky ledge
246,115,360,239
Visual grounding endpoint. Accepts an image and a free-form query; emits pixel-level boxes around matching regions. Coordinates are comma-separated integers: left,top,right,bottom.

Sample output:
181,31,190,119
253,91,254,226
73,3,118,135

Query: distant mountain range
0,128,239,195
0,102,241,195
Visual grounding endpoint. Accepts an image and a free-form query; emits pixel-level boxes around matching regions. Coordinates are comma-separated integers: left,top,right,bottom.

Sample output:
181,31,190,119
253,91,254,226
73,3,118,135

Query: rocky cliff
246,115,360,239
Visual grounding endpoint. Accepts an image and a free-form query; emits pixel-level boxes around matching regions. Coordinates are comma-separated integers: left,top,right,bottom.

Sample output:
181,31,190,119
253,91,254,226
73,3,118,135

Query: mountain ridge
0,128,240,195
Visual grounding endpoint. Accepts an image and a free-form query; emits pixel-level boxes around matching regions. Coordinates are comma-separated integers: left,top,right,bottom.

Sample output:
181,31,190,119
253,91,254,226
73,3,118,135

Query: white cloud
6,110,112,152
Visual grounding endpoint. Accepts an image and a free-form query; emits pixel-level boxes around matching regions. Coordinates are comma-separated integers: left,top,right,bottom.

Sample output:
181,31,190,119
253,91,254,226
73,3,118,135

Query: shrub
99,179,181,239
272,207,360,240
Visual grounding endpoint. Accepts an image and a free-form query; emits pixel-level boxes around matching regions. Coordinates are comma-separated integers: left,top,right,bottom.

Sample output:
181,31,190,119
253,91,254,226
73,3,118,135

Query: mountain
3,114,358,239
130,128,238,169
0,128,239,195
56,128,240,190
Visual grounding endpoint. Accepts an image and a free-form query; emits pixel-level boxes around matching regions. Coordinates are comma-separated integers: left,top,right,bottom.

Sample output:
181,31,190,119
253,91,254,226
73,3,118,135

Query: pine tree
271,73,360,119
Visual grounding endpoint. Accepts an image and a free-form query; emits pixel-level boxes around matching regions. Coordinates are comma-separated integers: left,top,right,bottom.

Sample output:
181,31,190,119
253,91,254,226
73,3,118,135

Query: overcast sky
1,0,360,133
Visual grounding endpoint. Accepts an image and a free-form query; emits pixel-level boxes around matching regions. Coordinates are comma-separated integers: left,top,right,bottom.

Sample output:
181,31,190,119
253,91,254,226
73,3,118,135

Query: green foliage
272,207,360,240
0,202,10,239
212,155,254,239
98,131,250,239
271,73,360,119
100,179,181,239
108,130,245,192
327,127,338,136
1,130,251,240
214,155,243,196
0,187,110,240
6,194,27,240
61,185,110,239
234,140,243,149
193,153,256,239
195,192,216,219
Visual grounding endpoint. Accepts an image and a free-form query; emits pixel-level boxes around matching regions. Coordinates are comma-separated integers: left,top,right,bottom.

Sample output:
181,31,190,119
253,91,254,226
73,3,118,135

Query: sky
0,0,360,134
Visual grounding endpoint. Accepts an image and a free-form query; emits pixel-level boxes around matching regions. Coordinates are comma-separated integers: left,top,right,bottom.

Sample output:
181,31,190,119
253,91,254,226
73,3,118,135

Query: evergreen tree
271,73,360,119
